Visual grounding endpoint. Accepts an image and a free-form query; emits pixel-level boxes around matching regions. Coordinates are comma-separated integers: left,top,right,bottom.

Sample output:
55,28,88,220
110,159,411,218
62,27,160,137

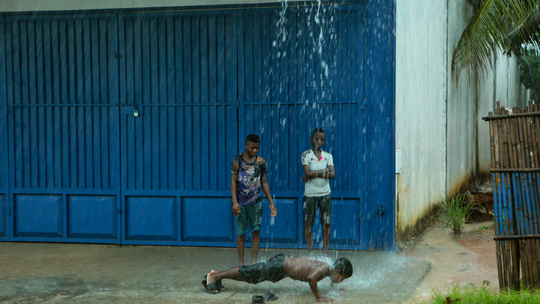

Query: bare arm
307,267,336,303
231,173,240,216
327,165,335,180
261,175,277,217
303,164,330,180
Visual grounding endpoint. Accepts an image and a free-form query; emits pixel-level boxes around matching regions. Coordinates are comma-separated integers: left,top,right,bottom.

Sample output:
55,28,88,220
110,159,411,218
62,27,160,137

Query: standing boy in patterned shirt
231,134,277,266
301,128,335,255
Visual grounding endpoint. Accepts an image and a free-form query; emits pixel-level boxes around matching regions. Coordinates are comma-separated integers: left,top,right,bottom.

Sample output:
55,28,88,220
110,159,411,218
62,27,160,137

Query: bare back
283,257,331,282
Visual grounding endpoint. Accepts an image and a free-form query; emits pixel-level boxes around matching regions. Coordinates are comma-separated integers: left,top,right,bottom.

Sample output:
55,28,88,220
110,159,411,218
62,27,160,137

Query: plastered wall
396,0,529,241
0,0,301,12
395,0,446,238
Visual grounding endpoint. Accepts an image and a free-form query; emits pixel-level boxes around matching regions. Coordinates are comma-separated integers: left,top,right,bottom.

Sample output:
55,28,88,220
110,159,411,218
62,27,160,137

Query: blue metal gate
0,2,395,250
119,11,239,245
0,17,8,240
238,5,366,248
4,14,121,243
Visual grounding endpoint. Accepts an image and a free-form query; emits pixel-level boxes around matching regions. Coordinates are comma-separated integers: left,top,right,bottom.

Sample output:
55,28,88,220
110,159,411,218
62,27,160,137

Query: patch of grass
425,283,540,304
434,193,473,235
471,222,495,232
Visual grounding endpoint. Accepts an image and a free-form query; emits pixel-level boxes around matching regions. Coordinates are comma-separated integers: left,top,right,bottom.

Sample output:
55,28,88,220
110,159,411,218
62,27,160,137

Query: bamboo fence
483,101,540,290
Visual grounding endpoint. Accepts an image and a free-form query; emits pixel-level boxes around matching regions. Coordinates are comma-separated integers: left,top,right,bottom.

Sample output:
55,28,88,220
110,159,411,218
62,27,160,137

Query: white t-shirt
301,149,334,197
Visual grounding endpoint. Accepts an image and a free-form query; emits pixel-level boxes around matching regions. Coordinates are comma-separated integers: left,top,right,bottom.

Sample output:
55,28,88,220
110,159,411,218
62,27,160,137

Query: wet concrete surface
0,221,497,304
0,244,429,303
405,221,498,303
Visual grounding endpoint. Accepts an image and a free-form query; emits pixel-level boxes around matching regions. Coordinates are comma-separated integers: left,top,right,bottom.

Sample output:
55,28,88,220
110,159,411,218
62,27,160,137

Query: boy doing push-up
202,254,353,303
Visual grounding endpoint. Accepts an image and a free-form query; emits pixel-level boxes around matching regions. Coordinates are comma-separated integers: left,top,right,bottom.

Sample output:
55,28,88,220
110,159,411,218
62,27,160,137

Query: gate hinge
363,11,368,24
235,99,240,109
361,99,367,111
118,209,123,214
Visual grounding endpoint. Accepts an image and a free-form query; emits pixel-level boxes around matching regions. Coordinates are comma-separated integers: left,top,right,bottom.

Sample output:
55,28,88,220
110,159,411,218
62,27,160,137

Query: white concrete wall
446,0,478,196
395,0,447,236
477,61,495,175
0,0,301,12
396,0,529,239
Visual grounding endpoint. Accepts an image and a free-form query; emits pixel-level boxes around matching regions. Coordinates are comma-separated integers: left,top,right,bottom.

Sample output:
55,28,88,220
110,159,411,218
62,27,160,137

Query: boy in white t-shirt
301,128,335,255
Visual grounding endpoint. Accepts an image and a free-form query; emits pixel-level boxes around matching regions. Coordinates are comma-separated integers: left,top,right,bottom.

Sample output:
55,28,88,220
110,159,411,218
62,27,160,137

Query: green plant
518,52,540,99
434,193,473,235
471,223,495,232
426,282,540,303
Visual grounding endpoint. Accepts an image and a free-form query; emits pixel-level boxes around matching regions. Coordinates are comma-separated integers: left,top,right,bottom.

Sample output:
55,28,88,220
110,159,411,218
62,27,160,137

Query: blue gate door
239,4,366,249
5,14,121,243
119,12,239,245
0,17,8,241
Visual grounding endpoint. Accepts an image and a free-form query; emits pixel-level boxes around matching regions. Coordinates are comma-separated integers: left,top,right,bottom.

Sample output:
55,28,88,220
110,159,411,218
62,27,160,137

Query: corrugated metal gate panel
1,2,394,250
119,13,238,245
0,17,7,240
240,6,364,248
4,15,121,242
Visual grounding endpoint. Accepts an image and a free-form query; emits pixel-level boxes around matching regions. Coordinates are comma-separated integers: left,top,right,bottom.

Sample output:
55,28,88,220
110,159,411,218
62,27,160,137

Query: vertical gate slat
84,20,93,189
182,17,192,190
43,22,55,188
193,17,201,191
166,18,176,191
132,19,142,190
157,19,167,192
141,19,150,190
208,16,217,191
91,20,101,189
74,20,83,187
174,17,183,191
149,19,159,190
124,19,134,191
200,17,209,191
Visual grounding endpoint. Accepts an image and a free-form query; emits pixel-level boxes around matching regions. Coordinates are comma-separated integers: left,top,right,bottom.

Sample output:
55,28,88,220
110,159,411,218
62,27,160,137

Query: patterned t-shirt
231,154,268,206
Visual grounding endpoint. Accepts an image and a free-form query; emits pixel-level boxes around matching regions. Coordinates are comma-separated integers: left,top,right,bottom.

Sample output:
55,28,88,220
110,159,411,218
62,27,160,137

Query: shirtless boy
202,254,353,303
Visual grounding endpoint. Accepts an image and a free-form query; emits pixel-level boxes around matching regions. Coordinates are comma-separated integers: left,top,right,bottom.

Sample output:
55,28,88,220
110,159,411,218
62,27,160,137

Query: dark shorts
303,194,331,218
238,254,288,284
236,200,263,236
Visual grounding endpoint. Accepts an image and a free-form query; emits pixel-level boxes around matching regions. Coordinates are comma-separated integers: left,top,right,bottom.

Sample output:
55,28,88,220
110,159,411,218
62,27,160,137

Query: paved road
0,243,430,303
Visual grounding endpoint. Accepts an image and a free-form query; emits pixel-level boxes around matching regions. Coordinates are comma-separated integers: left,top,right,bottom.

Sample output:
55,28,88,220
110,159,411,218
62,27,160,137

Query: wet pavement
405,221,498,303
0,244,429,303
0,221,496,304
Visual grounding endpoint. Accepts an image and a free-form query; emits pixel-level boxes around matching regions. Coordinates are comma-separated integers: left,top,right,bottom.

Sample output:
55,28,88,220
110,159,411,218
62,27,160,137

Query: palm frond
452,0,540,80
508,6,540,55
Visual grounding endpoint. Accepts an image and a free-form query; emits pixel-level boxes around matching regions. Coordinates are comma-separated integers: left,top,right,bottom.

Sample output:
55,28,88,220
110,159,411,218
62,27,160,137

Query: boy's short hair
333,258,353,277
312,128,325,136
246,134,260,144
